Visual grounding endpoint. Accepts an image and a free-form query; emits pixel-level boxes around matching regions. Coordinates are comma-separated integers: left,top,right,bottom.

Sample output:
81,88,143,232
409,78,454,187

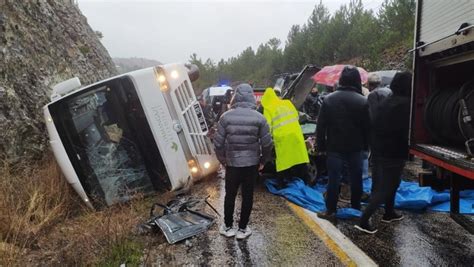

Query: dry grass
0,155,79,264
0,155,150,266
33,200,146,265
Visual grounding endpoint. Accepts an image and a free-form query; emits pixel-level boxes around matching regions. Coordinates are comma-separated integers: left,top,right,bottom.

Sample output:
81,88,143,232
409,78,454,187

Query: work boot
236,227,252,240
219,224,236,237
381,212,404,223
317,211,337,223
354,222,378,234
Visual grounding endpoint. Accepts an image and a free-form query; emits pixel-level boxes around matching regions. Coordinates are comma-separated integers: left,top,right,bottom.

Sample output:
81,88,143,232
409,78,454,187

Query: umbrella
312,65,368,87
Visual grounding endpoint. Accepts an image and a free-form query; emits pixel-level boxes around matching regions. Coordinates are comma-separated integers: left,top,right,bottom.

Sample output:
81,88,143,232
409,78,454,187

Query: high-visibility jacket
261,88,309,172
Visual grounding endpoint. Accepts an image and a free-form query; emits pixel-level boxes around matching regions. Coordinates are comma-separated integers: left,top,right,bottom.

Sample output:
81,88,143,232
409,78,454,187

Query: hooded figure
316,66,370,221
316,66,369,153
370,71,412,159
214,83,273,167
356,71,412,234
338,66,363,95
303,86,321,119
213,83,273,239
261,88,310,187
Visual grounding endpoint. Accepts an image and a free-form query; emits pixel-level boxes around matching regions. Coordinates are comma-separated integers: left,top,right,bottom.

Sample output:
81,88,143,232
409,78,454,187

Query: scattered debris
140,196,219,244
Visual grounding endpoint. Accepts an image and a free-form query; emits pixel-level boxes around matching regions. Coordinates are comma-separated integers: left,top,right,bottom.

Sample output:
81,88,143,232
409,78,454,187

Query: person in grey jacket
367,73,392,120
213,83,273,239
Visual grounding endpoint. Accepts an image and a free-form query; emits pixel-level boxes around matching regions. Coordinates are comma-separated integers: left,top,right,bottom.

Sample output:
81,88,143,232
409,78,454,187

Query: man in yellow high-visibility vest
261,88,310,188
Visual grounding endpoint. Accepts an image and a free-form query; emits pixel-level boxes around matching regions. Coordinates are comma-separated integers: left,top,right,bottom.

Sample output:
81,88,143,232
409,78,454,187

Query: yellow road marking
288,202,356,267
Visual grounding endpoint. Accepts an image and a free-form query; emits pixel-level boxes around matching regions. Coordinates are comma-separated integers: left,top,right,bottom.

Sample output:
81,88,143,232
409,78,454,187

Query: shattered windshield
51,77,168,206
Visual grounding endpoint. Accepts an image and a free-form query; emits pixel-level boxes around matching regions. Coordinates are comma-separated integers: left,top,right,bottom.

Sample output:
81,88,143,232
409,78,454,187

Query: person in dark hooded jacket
213,83,273,239
303,86,321,120
316,66,370,221
355,71,412,234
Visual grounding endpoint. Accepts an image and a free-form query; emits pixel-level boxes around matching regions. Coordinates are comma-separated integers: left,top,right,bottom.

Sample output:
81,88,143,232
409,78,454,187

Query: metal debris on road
140,196,219,244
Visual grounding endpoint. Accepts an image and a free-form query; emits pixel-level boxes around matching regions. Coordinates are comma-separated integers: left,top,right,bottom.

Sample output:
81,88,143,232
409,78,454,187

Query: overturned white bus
43,63,219,208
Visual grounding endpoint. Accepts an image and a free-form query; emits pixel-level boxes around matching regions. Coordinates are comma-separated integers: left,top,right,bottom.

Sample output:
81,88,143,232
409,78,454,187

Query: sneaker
354,222,378,234
219,224,236,237
236,227,252,240
381,212,404,223
317,211,337,223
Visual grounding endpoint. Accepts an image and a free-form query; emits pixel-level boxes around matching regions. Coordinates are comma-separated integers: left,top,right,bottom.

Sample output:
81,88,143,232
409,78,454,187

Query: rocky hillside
0,0,117,163
113,57,162,73
343,43,413,71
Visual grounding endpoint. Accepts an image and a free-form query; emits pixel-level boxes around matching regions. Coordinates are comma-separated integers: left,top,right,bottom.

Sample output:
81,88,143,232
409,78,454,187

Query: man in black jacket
214,83,273,239
316,66,370,221
355,72,412,234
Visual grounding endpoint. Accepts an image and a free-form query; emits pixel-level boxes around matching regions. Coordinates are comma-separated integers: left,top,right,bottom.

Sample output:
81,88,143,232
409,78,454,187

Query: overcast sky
78,0,384,63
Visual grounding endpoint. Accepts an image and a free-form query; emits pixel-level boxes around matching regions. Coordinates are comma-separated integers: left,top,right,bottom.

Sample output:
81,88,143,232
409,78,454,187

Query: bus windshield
50,77,168,206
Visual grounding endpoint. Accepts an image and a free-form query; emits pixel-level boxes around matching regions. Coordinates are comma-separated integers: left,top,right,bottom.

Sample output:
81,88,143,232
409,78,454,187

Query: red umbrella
312,65,368,87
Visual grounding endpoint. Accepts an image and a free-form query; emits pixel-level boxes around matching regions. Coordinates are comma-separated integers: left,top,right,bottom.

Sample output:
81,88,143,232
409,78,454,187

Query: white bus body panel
43,107,94,209
129,68,191,190
163,64,219,178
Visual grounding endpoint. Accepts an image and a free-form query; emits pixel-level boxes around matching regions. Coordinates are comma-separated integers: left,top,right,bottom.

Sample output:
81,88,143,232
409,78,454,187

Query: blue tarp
265,177,474,219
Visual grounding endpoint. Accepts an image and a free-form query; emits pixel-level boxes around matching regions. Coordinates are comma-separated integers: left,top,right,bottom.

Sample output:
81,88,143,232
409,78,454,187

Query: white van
43,63,219,208
201,85,232,115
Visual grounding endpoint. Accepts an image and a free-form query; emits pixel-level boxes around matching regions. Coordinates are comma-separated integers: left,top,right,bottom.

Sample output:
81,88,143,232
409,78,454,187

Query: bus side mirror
185,64,200,82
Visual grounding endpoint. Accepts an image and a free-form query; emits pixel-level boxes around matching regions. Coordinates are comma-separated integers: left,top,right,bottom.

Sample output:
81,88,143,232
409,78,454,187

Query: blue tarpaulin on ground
265,177,474,219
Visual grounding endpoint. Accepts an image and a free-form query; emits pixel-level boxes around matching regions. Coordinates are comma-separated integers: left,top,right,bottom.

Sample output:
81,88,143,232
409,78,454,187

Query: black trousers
224,165,258,229
360,157,405,224
277,163,310,185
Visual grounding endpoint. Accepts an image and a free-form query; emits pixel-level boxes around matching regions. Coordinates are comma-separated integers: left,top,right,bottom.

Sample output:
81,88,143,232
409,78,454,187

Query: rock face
0,0,117,163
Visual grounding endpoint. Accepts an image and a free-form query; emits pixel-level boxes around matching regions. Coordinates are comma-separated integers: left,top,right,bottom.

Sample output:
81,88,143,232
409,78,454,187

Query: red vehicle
253,87,266,106
411,0,474,232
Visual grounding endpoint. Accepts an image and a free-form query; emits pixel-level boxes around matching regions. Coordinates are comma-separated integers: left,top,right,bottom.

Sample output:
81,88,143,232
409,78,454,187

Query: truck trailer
44,63,219,209
411,0,474,232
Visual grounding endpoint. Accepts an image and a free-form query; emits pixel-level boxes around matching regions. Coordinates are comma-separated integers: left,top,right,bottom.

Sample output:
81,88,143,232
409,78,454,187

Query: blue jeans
342,150,369,183
326,152,363,212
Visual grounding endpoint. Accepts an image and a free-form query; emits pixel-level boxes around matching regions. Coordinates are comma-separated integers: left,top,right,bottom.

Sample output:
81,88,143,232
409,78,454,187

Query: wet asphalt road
144,168,474,266
337,211,474,266
145,171,341,266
